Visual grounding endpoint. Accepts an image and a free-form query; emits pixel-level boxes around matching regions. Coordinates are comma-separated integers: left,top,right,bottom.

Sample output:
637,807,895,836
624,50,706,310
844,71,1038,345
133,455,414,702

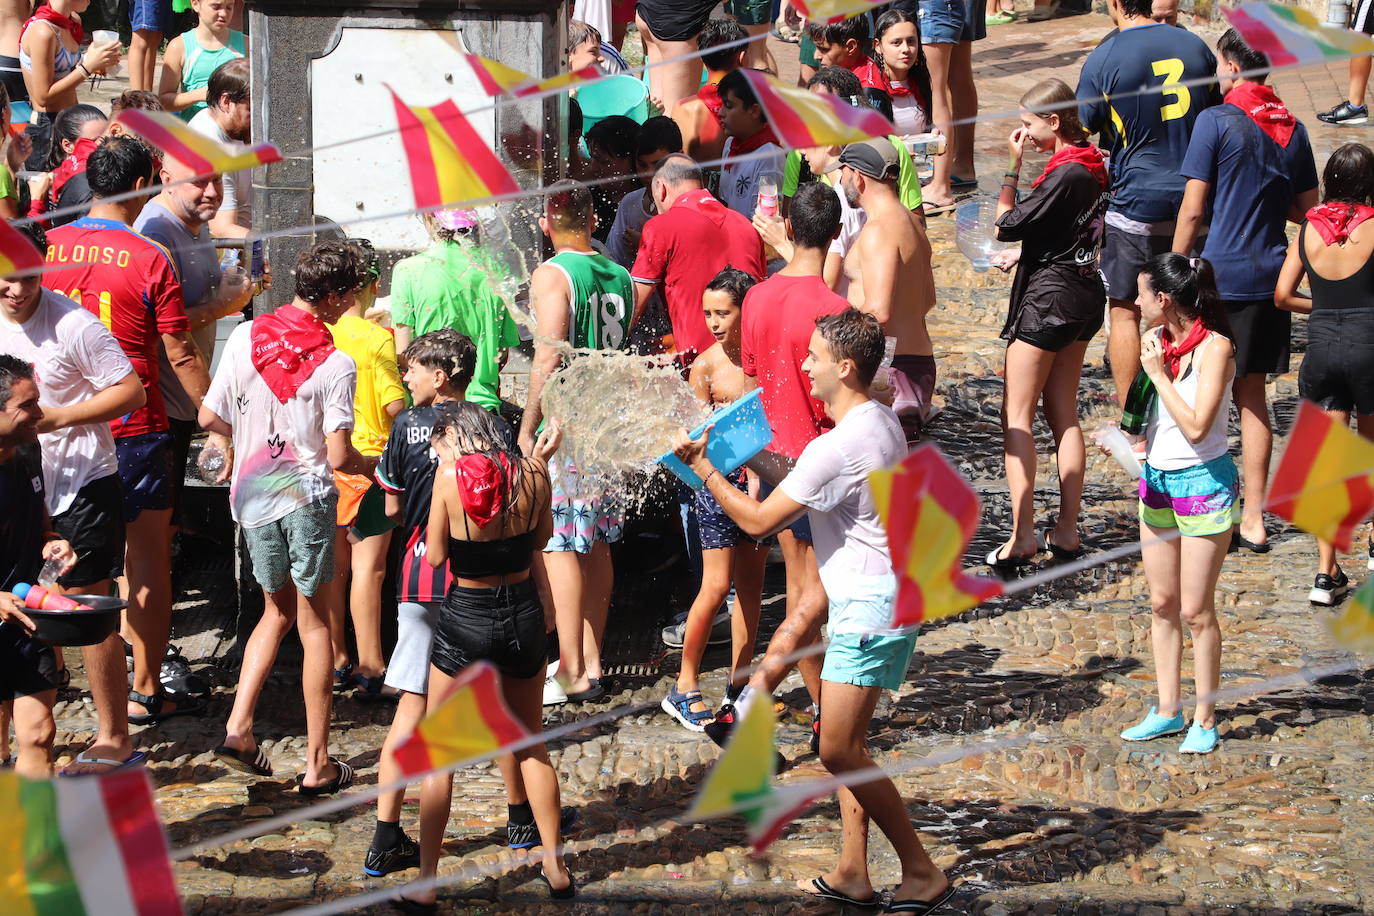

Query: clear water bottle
1093,424,1143,478
955,199,1007,272
756,172,780,219
37,556,65,586
197,442,226,482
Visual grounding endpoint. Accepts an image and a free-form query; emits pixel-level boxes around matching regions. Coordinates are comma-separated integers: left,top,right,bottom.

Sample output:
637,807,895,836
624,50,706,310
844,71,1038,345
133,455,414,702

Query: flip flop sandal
214,743,274,777
802,876,884,907
921,200,958,217
1040,528,1085,561
564,682,605,703
950,175,980,189
985,545,1034,570
537,869,576,900
59,749,148,776
349,673,402,703
883,883,957,913
298,757,355,797
1231,531,1271,554
128,688,205,725
391,896,437,915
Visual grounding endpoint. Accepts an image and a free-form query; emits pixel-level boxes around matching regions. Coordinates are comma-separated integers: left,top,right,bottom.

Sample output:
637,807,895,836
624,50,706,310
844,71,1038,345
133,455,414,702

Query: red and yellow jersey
43,217,188,438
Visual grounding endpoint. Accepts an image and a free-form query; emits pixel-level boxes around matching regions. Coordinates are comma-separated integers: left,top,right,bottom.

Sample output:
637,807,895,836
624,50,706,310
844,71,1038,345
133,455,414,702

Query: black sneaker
161,651,209,698
1309,568,1352,607
507,805,578,849
809,706,821,755
363,832,420,877
703,701,738,748
1317,100,1369,126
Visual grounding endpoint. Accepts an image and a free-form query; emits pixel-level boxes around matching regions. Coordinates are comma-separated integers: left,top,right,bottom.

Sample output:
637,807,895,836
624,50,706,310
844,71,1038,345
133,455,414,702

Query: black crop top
447,530,537,578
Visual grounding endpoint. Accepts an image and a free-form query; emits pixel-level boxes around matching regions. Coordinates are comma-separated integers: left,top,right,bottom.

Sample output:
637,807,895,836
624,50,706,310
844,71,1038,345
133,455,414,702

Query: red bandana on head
1306,202,1374,246
454,453,512,527
249,305,336,404
1224,82,1296,148
22,5,83,45
1032,143,1108,190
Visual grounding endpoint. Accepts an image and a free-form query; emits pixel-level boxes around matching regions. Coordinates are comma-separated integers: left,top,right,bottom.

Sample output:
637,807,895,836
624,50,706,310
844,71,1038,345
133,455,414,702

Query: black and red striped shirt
375,405,449,603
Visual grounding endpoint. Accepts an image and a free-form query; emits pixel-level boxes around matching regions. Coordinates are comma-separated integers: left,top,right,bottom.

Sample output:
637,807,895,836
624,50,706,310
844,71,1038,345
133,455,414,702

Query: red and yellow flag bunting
1267,400,1374,552
465,54,600,98
790,0,890,25
387,86,521,211
0,219,44,278
740,70,897,150
393,661,529,777
113,108,281,175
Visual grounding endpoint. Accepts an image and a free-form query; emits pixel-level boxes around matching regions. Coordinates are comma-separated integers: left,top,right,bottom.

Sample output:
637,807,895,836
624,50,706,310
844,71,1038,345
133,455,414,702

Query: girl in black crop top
404,402,575,906
1275,141,1374,608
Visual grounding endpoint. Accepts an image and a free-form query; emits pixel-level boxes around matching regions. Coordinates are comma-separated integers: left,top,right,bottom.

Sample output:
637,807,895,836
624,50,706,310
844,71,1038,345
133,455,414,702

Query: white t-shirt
720,136,786,220
0,290,133,514
203,321,356,529
779,399,906,632
188,109,252,230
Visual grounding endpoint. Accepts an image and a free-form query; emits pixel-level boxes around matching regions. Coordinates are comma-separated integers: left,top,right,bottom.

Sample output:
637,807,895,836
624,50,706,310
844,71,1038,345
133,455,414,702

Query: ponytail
1141,253,1233,340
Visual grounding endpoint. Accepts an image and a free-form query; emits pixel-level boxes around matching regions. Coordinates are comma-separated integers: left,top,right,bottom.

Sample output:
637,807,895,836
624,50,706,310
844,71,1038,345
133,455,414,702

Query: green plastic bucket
578,75,650,130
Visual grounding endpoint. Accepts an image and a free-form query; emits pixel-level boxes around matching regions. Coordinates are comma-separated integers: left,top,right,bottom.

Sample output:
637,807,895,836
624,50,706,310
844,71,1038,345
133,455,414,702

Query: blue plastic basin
658,388,773,489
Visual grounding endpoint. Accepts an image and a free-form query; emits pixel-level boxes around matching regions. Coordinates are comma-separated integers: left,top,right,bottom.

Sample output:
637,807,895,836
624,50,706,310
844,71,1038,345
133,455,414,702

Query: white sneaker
543,676,568,706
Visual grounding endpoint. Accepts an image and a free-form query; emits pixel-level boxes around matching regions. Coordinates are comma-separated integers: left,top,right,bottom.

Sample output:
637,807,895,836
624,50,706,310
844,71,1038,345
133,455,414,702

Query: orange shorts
334,470,372,527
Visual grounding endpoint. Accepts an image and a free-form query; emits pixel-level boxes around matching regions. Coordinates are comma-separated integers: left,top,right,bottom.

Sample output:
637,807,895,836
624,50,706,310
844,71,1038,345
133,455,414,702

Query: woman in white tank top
1120,253,1236,756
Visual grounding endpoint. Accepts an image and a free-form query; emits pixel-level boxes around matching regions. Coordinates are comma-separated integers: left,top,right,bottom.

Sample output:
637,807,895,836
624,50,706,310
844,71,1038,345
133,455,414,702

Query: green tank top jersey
178,29,247,122
546,250,634,352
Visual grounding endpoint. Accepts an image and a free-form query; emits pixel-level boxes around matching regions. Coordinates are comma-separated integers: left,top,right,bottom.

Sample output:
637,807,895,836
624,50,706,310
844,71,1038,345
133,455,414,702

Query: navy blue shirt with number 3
1077,22,1221,223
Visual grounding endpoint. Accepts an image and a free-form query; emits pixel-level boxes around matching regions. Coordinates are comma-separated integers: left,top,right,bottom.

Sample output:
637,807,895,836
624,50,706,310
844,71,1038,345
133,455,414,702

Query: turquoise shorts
1138,455,1239,537
822,631,919,691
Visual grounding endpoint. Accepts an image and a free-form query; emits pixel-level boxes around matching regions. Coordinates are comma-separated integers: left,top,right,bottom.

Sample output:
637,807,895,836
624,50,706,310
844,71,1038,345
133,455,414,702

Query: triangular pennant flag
871,445,1003,628
465,54,599,98
740,70,897,150
114,108,281,175
1224,2,1374,68
1267,400,1374,552
790,0,889,25
0,219,45,278
1330,578,1374,654
387,85,521,211
393,661,530,777
0,768,182,915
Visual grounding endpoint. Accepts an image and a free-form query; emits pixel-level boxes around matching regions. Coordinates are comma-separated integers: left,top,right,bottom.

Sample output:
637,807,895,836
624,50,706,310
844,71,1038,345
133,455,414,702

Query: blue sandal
661,689,715,732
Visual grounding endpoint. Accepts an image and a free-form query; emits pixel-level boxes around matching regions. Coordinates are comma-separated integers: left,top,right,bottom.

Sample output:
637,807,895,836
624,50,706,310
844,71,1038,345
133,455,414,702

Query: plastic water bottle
955,199,1007,272
1093,424,1143,478
756,173,780,219
37,556,65,586
197,442,226,482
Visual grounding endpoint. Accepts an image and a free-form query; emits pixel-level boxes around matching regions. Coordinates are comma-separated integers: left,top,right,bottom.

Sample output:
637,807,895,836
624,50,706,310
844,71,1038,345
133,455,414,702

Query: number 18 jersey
546,250,634,352
1076,22,1220,223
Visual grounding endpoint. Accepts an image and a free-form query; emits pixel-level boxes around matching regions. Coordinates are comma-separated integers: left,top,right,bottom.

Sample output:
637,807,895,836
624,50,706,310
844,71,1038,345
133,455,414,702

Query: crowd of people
0,0,1372,911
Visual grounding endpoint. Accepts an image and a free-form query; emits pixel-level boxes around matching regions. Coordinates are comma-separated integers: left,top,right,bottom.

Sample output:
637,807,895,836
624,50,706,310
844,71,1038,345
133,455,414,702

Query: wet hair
807,65,864,105
86,135,157,198
806,16,870,49
11,219,46,257
1216,27,1269,76
544,178,594,232
1140,253,1232,338
405,328,476,393
293,239,365,304
704,267,755,307
653,153,704,188
1019,78,1088,142
1320,142,1374,207
110,89,163,113
207,57,250,107
46,104,106,171
0,354,35,409
717,68,761,113
814,308,884,387
789,181,843,251
345,237,380,286
586,114,639,164
431,400,524,521
636,116,683,159
1120,0,1155,18
699,18,747,71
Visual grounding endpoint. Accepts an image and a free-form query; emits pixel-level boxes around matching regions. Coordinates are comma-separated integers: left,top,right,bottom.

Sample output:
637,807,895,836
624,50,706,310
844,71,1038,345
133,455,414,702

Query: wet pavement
46,11,1374,914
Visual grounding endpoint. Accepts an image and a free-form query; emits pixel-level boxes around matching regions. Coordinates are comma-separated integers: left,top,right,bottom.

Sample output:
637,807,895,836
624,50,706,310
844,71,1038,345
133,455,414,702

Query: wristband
702,469,720,487
1003,171,1019,180
78,62,91,77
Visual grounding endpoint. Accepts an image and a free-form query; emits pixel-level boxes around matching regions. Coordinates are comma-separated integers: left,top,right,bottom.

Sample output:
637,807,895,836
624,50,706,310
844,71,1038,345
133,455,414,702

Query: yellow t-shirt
329,314,406,456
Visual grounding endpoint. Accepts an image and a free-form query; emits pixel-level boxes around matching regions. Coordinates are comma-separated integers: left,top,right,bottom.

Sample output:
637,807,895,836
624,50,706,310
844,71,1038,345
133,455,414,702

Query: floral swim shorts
543,456,625,554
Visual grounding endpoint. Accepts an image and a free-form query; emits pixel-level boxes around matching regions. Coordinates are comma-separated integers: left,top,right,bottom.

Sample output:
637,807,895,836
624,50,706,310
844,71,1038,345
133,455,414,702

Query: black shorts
637,0,717,41
1225,298,1290,377
431,579,546,680
23,110,53,172
52,474,126,589
0,55,27,105
0,623,59,700
1299,308,1374,416
167,418,197,526
116,430,175,523
1015,311,1105,352
1101,225,1175,302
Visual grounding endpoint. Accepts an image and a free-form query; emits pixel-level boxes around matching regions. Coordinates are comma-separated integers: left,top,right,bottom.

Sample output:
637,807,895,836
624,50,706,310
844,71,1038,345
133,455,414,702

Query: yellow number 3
1152,58,1190,121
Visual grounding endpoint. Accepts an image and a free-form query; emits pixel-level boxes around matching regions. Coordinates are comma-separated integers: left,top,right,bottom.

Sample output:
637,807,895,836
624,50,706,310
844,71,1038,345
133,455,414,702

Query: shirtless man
670,18,745,166
837,139,938,442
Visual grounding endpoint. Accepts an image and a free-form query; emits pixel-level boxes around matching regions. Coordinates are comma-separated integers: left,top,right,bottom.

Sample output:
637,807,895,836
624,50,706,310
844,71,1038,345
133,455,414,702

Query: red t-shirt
42,217,188,438
740,274,848,460
631,189,764,362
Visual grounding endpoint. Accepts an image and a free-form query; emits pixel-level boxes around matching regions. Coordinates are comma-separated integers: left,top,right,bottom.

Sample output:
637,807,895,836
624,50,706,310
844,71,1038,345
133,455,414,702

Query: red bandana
1033,142,1108,190
853,59,912,98
729,125,779,156
22,5,83,46
1225,82,1296,148
249,305,336,404
1160,320,1211,379
1306,202,1374,246
698,82,723,120
454,453,512,527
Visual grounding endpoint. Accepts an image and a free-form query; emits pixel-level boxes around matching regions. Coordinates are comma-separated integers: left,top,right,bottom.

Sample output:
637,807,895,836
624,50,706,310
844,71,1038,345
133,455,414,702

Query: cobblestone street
47,11,1374,914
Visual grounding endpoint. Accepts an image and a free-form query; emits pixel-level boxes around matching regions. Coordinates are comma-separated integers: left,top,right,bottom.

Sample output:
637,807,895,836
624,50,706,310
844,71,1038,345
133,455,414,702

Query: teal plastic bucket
579,74,650,130
658,388,773,489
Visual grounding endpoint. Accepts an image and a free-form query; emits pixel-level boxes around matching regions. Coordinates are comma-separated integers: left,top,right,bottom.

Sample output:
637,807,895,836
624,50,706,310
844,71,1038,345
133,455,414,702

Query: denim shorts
1138,456,1239,537
242,495,338,596
1299,307,1374,416
130,0,175,32
919,0,966,44
431,579,546,681
822,631,919,691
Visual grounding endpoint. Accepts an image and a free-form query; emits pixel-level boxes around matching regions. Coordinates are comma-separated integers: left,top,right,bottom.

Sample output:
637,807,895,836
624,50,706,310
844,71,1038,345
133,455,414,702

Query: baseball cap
838,139,900,180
